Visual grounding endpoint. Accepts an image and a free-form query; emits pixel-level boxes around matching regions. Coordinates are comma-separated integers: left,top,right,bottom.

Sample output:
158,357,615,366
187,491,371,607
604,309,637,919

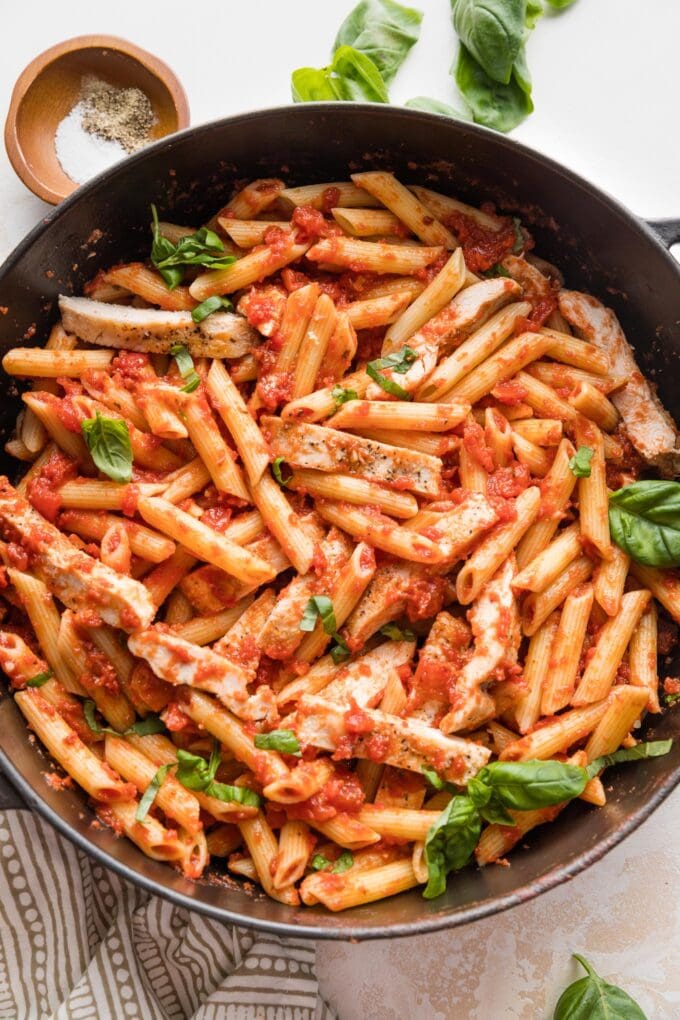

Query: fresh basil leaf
422,766,445,789
569,446,594,478
423,794,481,898
191,295,233,324
544,0,576,8
175,746,261,807
83,700,165,738
525,0,544,29
553,953,647,1020
332,384,358,407
150,208,236,287
332,850,354,873
292,67,340,102
482,263,511,278
405,96,472,120
81,412,133,483
272,457,293,488
310,853,332,870
150,205,184,289
170,344,201,394
586,740,673,780
666,692,680,706
379,622,415,641
330,633,351,664
511,43,531,97
451,0,525,85
454,43,533,132
26,669,52,688
470,760,588,814
136,763,174,823
609,480,680,568
254,729,301,755
334,0,423,83
331,45,390,102
366,346,418,399
300,596,337,635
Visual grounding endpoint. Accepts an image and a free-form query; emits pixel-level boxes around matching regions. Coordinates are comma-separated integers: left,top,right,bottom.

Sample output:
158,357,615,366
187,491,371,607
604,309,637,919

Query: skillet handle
646,219,680,249
0,764,28,809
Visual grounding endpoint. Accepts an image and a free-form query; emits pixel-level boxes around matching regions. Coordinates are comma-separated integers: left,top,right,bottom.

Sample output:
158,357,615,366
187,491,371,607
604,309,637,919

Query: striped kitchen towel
0,810,335,1020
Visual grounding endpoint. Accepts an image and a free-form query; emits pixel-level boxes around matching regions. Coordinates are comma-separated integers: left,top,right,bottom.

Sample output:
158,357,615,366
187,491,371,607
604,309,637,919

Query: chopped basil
170,344,201,394
310,850,354,873
422,766,446,790
81,412,133,483
366,346,417,399
666,692,680,706
423,794,481,899
254,729,301,755
569,446,594,478
482,263,511,278
272,457,293,488
331,384,358,407
330,633,351,664
83,700,165,738
379,622,415,641
26,670,52,688
511,216,524,253
191,295,233,324
135,763,173,823
150,205,236,289
300,595,337,635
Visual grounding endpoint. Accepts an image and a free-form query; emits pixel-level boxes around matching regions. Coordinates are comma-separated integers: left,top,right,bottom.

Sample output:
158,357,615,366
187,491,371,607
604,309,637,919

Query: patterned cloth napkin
0,809,335,1020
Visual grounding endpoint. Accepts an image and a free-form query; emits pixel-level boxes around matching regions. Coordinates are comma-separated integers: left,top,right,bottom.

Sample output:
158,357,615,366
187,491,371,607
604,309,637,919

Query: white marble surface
1,1,679,1016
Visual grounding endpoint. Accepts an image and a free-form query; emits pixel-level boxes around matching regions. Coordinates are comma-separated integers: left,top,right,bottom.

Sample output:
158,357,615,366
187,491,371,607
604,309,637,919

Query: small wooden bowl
4,35,190,205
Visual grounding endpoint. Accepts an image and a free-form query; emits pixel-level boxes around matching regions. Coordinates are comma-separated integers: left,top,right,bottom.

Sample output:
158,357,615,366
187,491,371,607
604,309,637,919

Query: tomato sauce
463,419,495,473
27,450,77,523
287,769,365,822
445,211,517,273
487,463,531,501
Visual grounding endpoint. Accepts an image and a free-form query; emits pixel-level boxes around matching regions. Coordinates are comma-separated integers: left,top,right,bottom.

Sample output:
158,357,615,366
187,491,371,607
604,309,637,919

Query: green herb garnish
81,412,133,483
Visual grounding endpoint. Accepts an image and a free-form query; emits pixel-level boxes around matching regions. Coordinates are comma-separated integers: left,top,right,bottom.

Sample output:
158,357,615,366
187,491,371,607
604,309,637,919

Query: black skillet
0,104,678,940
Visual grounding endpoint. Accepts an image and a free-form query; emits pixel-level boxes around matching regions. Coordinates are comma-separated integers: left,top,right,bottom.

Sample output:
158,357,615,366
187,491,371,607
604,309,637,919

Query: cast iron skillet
0,105,679,940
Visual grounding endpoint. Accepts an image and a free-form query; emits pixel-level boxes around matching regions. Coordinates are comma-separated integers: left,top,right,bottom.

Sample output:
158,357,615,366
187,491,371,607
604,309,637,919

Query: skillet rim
0,102,678,941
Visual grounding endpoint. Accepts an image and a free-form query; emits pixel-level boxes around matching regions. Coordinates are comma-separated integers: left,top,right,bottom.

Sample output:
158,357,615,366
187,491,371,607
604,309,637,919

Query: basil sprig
553,954,647,1020
569,446,594,478
191,295,233,324
310,850,354,874
423,742,673,899
330,633,351,664
81,412,133,483
170,344,201,394
366,346,417,399
334,0,423,83
254,729,301,755
26,669,52,688
136,741,261,823
609,480,680,568
150,205,236,289
84,700,166,738
331,384,358,408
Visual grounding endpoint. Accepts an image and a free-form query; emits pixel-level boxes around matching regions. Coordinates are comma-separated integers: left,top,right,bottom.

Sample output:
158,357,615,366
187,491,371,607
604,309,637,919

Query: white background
1,1,679,1016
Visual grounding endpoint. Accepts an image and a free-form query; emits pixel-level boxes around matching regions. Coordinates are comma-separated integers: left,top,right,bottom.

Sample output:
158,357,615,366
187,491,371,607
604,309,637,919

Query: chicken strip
58,296,257,358
559,289,680,476
0,478,154,632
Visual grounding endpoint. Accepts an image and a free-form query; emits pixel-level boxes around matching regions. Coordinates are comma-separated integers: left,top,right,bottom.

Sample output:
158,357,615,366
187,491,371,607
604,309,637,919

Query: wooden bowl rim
4,33,190,205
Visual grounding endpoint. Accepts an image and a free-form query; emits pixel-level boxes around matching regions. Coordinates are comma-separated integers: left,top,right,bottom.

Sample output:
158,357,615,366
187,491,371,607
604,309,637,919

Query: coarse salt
55,101,128,185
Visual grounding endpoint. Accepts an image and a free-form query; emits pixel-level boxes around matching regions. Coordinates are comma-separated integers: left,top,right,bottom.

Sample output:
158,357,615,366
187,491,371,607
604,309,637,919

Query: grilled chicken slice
440,558,521,734
59,296,257,358
559,289,680,476
128,628,276,724
320,640,415,706
294,694,490,783
262,416,442,497
0,478,154,632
